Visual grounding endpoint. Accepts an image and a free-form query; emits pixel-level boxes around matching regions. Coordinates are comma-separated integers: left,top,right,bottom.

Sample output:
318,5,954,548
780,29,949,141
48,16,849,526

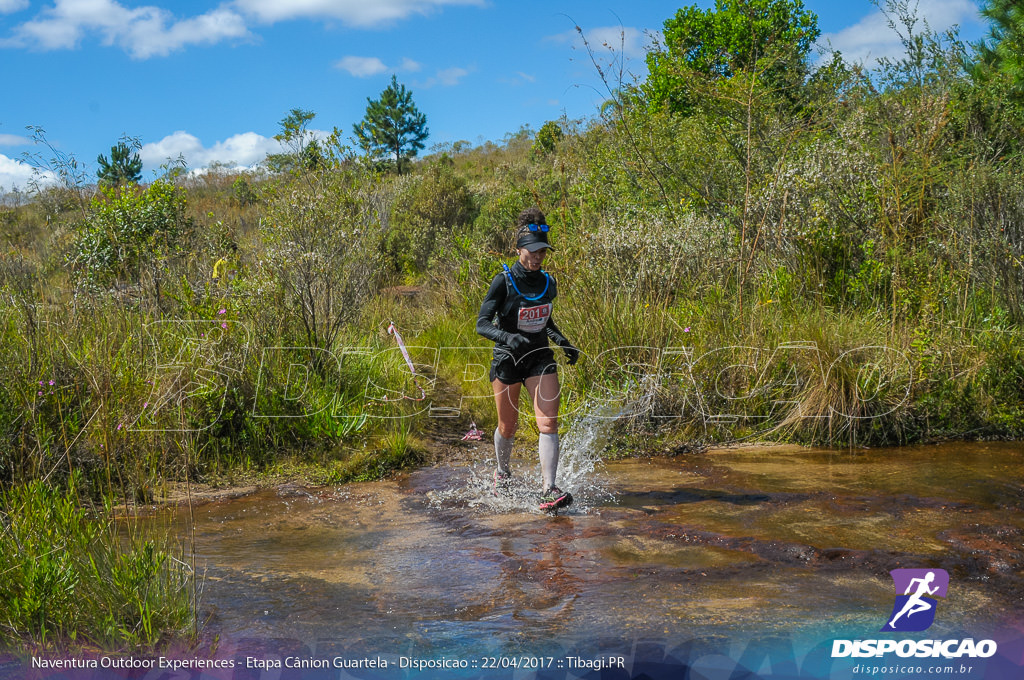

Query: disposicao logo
831,568,998,660
881,568,949,632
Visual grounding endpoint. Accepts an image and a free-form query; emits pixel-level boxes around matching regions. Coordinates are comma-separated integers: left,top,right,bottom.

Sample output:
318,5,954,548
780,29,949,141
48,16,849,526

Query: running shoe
493,470,513,496
539,486,573,512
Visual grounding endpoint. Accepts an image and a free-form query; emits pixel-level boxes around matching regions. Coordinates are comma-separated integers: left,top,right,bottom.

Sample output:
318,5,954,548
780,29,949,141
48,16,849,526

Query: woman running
475,207,579,511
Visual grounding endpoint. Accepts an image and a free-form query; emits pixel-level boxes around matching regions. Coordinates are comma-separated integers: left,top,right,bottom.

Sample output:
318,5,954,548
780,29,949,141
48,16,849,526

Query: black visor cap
516,230,554,252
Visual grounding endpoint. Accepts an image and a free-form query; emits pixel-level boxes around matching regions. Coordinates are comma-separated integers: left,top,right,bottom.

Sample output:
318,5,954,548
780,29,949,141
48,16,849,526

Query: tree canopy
352,76,429,174
976,0,1024,101
532,121,564,156
267,108,324,173
645,0,820,114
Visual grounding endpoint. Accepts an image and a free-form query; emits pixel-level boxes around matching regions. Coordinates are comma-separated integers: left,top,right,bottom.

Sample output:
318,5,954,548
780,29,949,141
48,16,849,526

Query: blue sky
0,0,988,192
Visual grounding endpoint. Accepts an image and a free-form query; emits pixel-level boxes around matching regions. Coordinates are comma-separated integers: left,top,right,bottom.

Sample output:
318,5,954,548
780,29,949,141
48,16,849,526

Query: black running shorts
489,347,558,385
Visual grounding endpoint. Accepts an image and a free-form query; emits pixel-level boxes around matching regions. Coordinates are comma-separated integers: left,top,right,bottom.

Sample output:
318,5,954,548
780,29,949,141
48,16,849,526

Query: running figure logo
881,569,949,632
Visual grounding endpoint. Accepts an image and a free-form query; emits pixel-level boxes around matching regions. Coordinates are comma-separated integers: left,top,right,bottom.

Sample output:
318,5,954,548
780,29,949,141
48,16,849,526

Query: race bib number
517,303,552,333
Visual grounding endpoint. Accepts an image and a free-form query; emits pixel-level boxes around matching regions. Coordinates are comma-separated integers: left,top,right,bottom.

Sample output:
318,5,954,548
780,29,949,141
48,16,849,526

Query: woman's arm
546,317,579,364
476,274,513,344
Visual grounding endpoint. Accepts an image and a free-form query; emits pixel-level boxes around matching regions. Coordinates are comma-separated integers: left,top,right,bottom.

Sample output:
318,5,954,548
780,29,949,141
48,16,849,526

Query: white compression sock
494,428,514,475
539,432,560,490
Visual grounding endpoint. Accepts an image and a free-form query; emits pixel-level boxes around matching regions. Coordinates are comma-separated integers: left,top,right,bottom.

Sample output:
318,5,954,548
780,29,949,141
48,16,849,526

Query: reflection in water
152,442,1023,657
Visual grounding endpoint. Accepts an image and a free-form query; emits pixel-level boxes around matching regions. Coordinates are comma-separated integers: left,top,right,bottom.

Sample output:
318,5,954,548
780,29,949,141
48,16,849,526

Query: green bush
69,181,193,291
258,169,384,351
383,161,475,276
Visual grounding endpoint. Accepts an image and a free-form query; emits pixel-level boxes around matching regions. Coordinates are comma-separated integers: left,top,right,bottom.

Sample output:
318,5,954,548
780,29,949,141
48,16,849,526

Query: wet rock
938,525,1024,575
275,483,312,498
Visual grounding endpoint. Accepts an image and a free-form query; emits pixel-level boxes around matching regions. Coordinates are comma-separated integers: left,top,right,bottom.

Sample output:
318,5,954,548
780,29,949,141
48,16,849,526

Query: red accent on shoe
539,487,572,511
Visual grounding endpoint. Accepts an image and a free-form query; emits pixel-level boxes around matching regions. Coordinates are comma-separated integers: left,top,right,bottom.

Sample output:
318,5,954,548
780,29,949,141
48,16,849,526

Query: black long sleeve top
476,261,572,357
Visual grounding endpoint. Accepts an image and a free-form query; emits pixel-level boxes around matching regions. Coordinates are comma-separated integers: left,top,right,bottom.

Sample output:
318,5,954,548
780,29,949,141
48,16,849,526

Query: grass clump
0,479,195,652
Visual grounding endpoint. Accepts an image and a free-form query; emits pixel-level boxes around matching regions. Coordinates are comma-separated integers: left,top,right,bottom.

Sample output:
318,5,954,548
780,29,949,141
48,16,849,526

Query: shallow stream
155,440,1024,667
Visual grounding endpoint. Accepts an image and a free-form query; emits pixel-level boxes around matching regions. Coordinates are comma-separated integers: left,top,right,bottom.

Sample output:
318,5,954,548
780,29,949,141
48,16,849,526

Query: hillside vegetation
1,0,1024,649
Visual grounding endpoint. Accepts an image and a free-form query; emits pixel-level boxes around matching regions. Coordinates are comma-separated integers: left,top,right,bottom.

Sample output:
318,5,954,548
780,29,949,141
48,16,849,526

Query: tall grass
0,260,425,497
0,479,195,651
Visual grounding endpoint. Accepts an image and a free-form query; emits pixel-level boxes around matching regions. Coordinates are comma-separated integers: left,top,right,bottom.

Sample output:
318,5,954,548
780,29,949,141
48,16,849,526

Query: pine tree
352,76,429,174
96,141,143,186
978,0,1024,99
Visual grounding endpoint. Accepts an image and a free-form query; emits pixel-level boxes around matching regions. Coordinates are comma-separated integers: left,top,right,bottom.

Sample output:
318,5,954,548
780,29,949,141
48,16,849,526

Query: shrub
258,169,384,351
383,161,475,276
69,181,193,293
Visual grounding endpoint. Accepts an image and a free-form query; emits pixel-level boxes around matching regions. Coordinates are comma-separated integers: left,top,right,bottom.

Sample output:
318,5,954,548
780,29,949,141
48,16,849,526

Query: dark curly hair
516,207,546,231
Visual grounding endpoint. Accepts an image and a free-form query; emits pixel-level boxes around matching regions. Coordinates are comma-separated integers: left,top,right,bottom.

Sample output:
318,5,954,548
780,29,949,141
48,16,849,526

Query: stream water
146,439,1024,678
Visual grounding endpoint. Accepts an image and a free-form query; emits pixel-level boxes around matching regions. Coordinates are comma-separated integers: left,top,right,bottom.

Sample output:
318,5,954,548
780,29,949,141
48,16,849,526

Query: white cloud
131,7,250,58
399,57,421,73
434,66,468,86
0,154,56,192
0,0,29,14
140,130,289,170
2,0,251,58
335,56,389,77
335,55,422,77
548,26,652,60
0,134,31,147
419,66,469,88
497,71,536,87
2,0,484,57
233,0,483,28
821,0,983,65
140,129,334,172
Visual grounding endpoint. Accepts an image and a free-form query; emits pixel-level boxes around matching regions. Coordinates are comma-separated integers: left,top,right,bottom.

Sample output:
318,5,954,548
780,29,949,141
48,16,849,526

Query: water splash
427,403,623,515
429,375,664,514
426,461,549,514
548,402,619,508
552,375,661,509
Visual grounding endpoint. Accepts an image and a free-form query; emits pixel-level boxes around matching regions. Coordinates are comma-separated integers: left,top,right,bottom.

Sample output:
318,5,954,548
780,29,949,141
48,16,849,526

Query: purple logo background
890,569,949,598
881,568,949,632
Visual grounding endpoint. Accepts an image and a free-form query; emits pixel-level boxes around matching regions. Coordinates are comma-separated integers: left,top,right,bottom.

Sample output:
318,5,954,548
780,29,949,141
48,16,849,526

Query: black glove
563,345,580,366
504,333,531,352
